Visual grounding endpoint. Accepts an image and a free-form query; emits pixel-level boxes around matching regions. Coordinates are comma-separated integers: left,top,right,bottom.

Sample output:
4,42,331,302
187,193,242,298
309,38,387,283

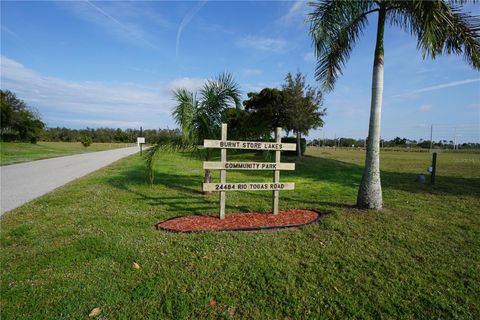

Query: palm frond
143,138,196,185
199,72,241,129
388,0,479,69
172,88,197,143
308,0,377,91
143,143,163,185
215,72,242,108
194,110,218,142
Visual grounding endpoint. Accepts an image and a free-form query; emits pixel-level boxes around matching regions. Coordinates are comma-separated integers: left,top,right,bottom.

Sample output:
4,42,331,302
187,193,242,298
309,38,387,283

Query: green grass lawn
1,148,479,319
0,141,135,166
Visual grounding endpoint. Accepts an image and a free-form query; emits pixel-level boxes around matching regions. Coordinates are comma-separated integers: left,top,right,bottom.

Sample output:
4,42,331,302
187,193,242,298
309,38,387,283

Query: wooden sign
203,182,295,192
203,162,295,170
203,124,296,219
204,139,296,151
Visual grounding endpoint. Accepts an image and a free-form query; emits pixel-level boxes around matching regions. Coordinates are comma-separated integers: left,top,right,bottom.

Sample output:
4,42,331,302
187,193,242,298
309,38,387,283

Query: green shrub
79,135,92,148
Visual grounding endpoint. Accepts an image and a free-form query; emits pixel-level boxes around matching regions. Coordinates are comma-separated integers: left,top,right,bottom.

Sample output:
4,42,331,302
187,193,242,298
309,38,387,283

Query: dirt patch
155,209,322,233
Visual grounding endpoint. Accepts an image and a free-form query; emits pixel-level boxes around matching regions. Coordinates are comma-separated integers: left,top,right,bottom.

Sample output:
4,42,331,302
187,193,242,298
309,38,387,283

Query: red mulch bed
155,209,321,233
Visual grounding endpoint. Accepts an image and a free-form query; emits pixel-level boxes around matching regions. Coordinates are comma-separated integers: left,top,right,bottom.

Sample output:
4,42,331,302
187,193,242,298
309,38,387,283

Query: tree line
2,70,325,152
1,89,181,144
308,136,480,150
41,127,181,144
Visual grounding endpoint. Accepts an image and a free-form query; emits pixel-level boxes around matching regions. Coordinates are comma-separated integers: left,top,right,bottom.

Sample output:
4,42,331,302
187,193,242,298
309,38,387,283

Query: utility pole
453,127,457,150
429,125,433,152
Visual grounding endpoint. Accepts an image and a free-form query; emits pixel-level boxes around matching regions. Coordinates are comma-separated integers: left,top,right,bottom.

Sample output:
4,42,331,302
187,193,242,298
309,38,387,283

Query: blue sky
1,1,479,142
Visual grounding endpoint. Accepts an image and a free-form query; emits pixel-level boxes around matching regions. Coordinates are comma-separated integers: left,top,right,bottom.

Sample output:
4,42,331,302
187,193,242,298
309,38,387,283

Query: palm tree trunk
203,169,213,194
296,131,302,158
204,169,212,183
357,7,385,210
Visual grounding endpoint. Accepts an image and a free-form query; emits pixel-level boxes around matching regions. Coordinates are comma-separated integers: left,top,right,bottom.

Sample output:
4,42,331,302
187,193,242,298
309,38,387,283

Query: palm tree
309,0,479,209
145,72,241,188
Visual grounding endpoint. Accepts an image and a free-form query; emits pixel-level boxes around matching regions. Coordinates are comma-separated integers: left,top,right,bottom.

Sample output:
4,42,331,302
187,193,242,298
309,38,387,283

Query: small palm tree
145,72,241,188
309,0,479,209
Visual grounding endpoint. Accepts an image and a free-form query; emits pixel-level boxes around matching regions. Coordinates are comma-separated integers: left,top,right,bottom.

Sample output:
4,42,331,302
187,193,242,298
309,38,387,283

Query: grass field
0,141,135,166
1,148,479,319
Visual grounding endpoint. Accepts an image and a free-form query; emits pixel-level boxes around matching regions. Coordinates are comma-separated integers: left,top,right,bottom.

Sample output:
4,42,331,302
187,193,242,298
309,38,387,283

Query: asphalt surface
0,146,140,215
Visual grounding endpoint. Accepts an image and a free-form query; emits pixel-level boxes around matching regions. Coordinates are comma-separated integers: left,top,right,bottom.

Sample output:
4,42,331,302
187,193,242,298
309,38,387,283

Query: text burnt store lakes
220,141,285,150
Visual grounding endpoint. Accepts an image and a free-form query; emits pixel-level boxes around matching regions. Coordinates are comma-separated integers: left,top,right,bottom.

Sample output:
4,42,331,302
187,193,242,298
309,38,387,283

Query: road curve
0,147,140,215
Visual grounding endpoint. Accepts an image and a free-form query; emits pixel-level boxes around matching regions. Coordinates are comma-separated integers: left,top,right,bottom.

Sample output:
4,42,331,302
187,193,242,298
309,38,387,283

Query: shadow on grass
105,163,251,215
106,153,479,215
293,154,480,197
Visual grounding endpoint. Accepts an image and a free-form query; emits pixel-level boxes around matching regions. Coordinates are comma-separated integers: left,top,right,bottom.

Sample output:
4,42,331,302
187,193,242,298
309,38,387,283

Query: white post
272,127,281,214
220,123,227,219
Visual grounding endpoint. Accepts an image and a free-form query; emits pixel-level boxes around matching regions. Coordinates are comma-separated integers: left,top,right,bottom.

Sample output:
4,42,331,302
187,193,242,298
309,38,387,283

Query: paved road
0,147,140,215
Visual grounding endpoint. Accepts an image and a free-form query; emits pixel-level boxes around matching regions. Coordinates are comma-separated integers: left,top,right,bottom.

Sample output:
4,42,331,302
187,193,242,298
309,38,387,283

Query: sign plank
204,139,296,151
203,161,295,171
203,182,295,192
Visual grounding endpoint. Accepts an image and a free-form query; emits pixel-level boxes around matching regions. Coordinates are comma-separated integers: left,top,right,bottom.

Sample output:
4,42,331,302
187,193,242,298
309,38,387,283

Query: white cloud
415,67,435,75
1,24,18,38
279,1,308,25
46,117,145,129
0,56,203,128
242,69,262,76
176,1,207,60
165,77,206,93
419,104,432,112
237,36,287,53
393,78,480,98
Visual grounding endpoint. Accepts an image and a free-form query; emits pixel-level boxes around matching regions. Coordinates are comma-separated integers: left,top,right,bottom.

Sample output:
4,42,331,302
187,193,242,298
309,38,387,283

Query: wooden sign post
273,127,281,214
220,123,227,219
203,123,296,219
